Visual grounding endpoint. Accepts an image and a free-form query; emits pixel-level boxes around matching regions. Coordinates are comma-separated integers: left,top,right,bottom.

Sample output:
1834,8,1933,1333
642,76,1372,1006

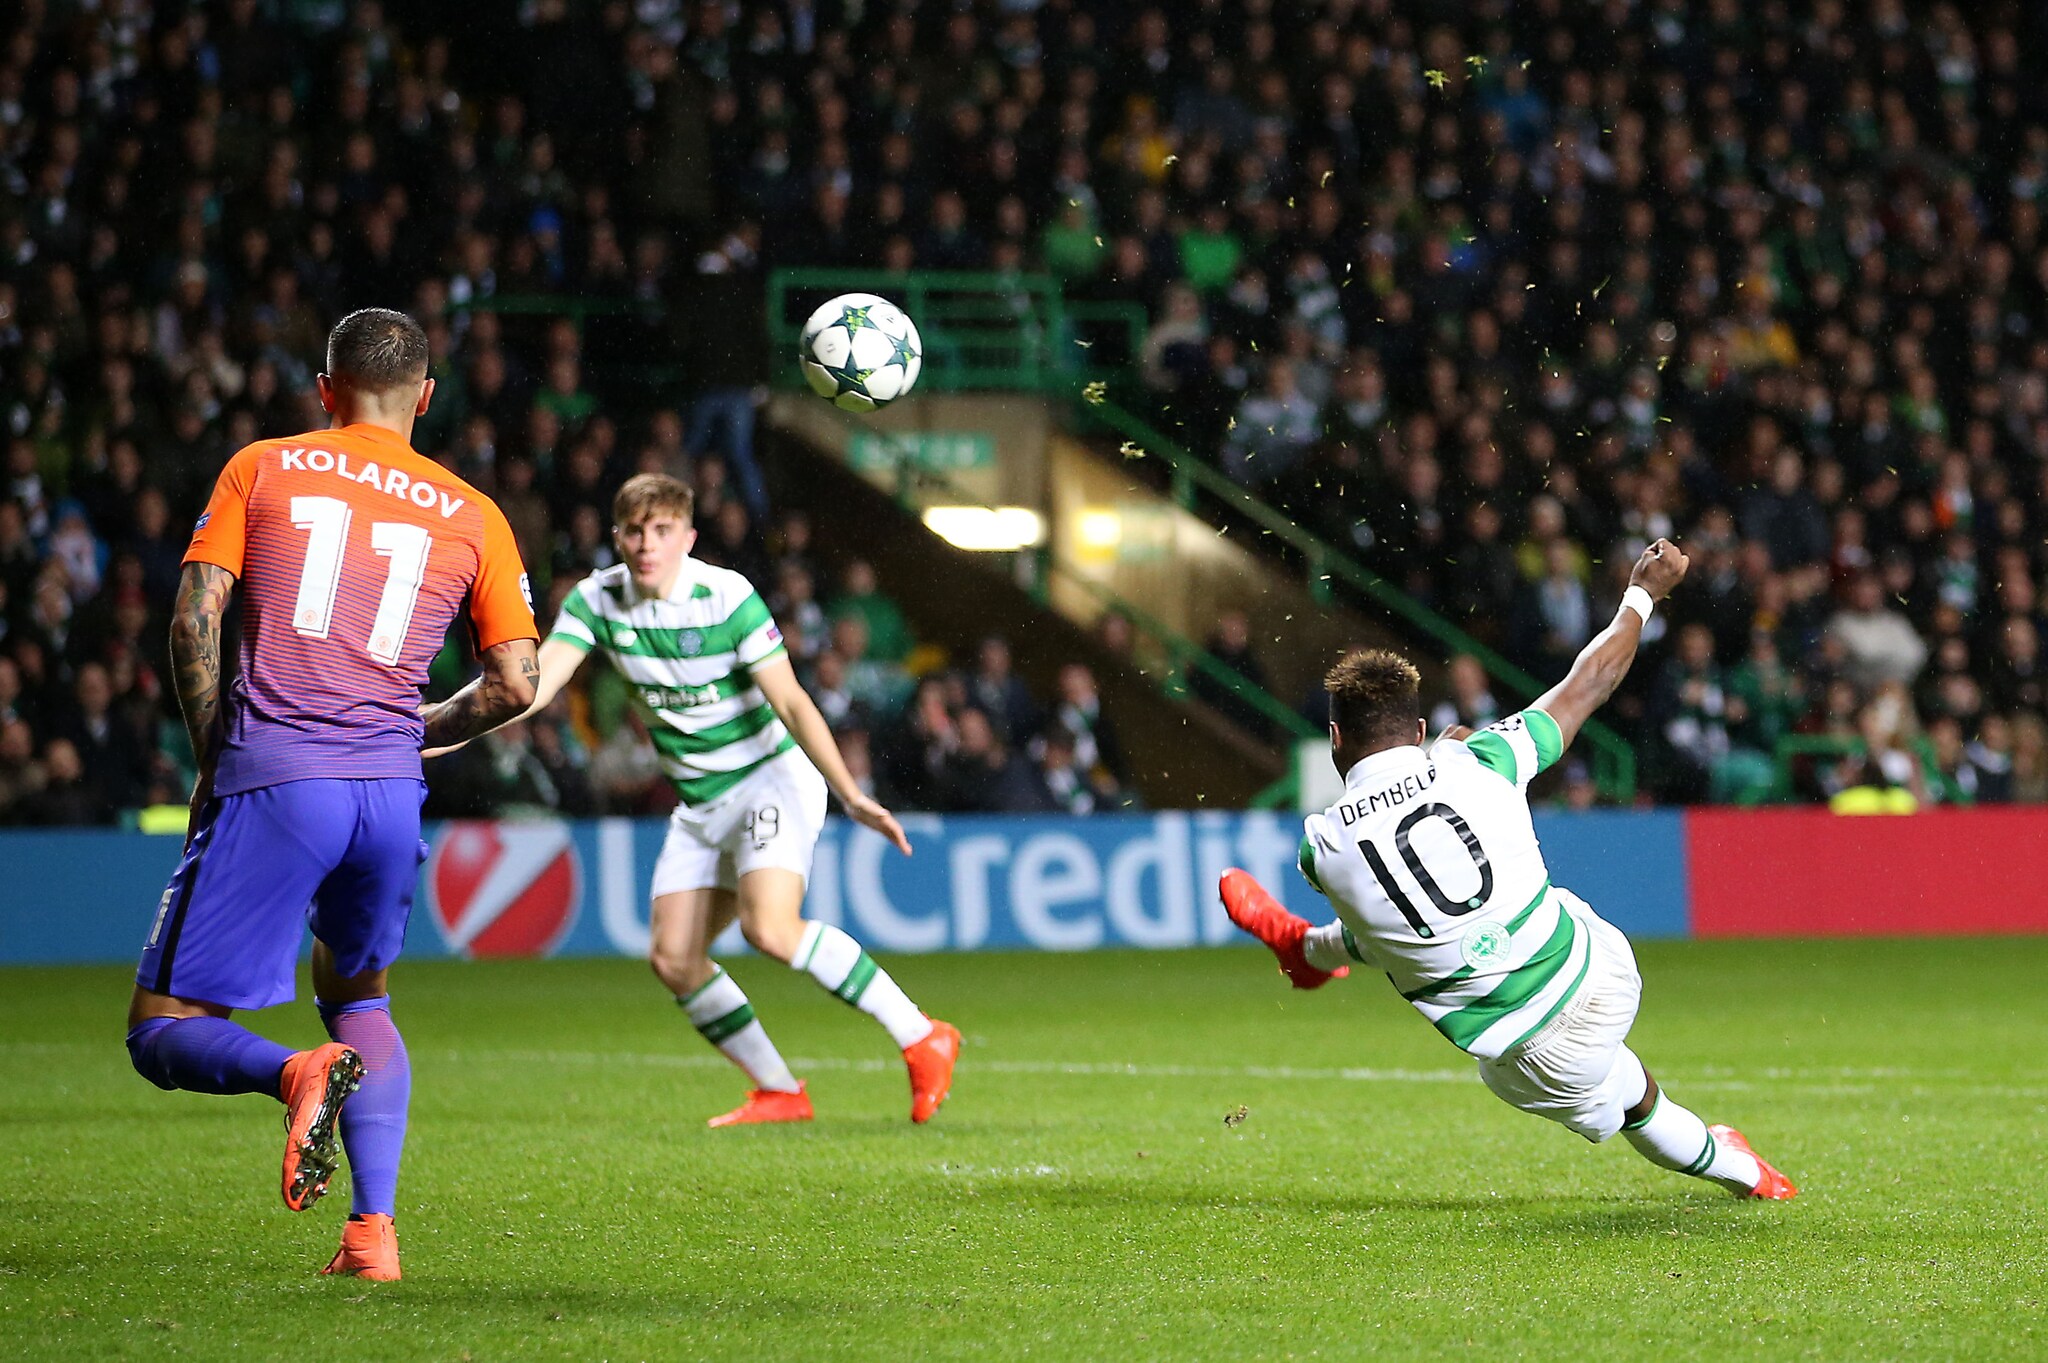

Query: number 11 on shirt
289,494,433,667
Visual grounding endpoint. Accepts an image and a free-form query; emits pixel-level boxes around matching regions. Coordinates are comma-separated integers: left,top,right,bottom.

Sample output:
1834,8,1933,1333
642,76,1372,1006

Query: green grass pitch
4,940,2046,1360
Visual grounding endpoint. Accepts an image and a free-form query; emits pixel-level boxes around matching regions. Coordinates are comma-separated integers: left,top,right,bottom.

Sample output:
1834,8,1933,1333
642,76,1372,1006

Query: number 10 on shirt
289,494,432,666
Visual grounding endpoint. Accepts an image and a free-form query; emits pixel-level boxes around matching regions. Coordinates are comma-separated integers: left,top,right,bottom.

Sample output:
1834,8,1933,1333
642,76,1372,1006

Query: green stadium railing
1072,397,1637,803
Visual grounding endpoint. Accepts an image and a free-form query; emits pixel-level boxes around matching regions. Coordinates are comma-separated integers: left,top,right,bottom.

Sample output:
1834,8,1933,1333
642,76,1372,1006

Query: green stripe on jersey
644,702,779,756
1465,730,1517,781
670,737,797,805
1525,709,1564,774
1297,834,1325,893
1340,924,1369,963
1501,938,1595,1053
547,626,595,653
599,595,770,660
560,586,604,633
1429,906,1578,1048
1401,879,1554,1003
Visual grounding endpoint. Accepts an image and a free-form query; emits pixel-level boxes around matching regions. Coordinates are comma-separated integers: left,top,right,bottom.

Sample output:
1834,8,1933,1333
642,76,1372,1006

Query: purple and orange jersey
184,423,537,796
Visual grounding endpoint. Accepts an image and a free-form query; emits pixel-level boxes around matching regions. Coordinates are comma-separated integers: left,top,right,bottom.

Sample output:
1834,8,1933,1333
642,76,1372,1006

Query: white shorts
1474,896,1646,1143
649,748,829,898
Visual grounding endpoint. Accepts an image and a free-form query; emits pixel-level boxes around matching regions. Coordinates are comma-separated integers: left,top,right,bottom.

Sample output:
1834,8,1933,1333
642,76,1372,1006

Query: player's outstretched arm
421,637,584,758
752,653,913,856
419,637,541,752
1533,538,1689,753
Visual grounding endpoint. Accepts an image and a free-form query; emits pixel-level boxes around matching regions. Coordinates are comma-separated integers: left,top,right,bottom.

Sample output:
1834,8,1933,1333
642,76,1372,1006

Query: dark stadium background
4,0,2048,825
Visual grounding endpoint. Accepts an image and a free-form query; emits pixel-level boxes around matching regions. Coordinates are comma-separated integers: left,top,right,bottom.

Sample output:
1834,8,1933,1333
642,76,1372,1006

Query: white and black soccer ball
800,293,923,412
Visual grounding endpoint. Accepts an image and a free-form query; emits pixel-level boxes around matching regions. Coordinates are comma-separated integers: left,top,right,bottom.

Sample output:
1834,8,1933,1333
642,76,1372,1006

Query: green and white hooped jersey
549,560,797,806
1299,710,1588,1061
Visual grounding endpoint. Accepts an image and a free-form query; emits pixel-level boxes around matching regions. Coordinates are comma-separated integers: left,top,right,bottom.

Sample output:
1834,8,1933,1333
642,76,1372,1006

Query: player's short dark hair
1325,648,1422,747
325,308,429,391
613,472,694,527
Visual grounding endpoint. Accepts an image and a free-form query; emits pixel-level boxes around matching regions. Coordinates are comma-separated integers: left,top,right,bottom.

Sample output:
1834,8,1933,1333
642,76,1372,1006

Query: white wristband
1621,585,1656,625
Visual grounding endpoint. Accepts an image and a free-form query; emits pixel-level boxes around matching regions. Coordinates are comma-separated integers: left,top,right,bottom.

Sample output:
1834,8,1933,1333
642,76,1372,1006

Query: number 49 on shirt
289,494,432,666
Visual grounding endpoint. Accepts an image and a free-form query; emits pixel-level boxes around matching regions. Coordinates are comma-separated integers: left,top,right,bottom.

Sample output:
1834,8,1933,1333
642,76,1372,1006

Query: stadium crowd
4,0,2048,816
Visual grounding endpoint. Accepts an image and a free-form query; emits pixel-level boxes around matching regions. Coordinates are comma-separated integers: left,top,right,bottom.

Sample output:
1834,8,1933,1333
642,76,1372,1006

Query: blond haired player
433,473,958,1126
1224,540,1795,1199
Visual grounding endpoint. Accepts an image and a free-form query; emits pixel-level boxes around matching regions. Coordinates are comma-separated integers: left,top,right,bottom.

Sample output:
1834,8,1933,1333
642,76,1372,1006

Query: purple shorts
136,778,427,1011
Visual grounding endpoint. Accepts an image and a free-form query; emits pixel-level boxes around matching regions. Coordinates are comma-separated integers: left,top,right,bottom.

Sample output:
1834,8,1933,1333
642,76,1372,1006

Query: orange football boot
904,1018,961,1124
1221,868,1349,990
322,1213,401,1282
279,1042,363,1212
708,1081,814,1128
1709,1124,1799,1200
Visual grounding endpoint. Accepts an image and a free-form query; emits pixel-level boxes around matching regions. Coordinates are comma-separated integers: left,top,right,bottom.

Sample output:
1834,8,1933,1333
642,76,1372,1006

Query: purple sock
125,1016,292,1099
318,997,410,1218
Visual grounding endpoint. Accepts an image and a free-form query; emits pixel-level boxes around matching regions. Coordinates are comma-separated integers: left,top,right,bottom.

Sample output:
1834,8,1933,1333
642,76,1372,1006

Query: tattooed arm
169,562,236,772
169,562,236,841
419,638,541,750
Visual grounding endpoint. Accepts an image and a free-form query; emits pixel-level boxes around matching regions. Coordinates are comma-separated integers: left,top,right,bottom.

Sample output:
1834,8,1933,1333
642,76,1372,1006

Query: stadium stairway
762,416,1301,809
762,393,1443,809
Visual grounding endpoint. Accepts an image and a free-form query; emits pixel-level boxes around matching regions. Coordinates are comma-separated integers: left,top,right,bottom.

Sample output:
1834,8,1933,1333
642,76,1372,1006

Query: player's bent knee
649,947,713,994
739,915,804,964
125,1016,178,1090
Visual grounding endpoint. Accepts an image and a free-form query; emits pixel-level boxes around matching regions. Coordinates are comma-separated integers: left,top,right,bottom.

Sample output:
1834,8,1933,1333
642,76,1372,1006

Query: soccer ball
800,293,923,412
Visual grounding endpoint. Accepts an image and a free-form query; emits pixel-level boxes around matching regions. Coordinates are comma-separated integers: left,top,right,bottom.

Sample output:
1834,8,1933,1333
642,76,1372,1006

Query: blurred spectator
1650,623,1769,804
969,636,1038,745
771,563,829,665
1826,687,1932,814
829,616,910,719
1189,610,1271,740
1050,663,1126,783
1828,574,1929,689
829,559,913,664
1222,358,1318,487
1032,727,1123,815
20,738,110,826
1429,655,1501,736
938,707,1050,813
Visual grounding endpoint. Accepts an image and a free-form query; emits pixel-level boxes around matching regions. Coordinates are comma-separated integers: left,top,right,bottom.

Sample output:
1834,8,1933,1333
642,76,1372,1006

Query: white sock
680,967,801,1094
1303,921,1364,973
1617,1052,1760,1193
794,921,933,1049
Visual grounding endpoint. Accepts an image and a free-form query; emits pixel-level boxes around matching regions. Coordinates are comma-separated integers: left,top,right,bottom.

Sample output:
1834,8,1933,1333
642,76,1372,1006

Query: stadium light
921,506,1045,551
1076,509,1122,550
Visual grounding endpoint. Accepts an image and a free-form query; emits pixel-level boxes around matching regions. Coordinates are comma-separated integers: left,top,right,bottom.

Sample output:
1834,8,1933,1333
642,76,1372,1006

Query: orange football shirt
184,422,537,795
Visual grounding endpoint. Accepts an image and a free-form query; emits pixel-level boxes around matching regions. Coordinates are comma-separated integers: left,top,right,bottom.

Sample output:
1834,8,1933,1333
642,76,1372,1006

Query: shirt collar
336,422,412,449
1341,743,1430,789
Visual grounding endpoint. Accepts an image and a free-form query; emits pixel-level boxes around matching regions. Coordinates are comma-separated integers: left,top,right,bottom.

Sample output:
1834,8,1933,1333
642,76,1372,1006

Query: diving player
1224,540,1796,1200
